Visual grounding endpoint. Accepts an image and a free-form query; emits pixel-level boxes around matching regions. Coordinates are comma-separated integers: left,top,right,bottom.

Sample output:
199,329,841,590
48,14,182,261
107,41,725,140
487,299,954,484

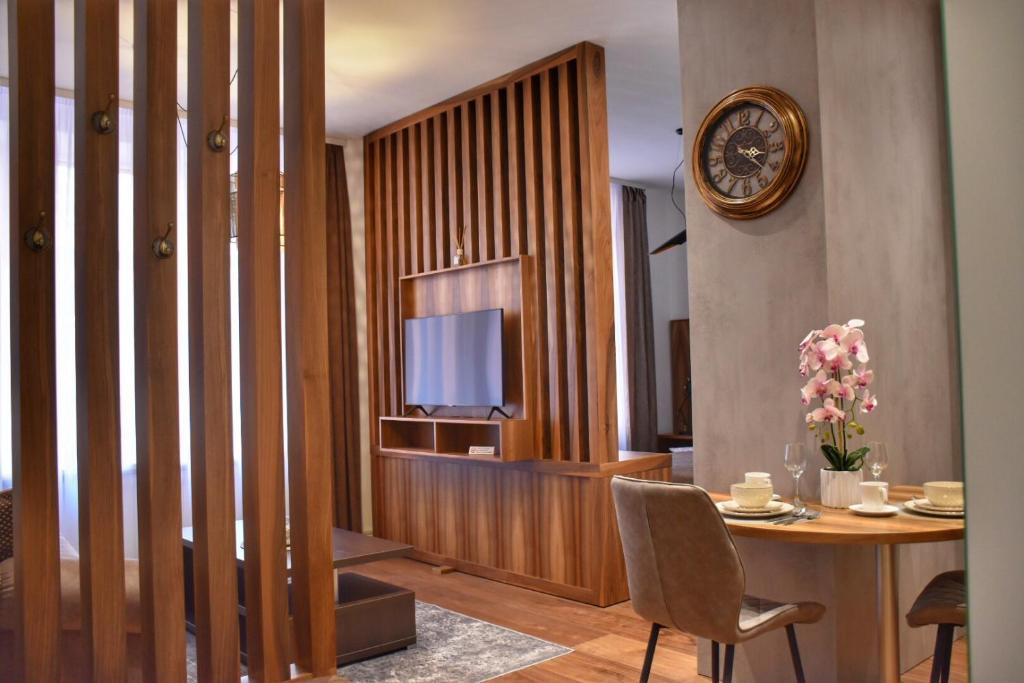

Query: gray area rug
186,601,571,682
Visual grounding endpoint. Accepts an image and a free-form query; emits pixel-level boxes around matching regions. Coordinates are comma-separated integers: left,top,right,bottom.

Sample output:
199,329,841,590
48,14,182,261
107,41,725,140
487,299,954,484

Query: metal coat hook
91,94,117,135
23,211,48,252
152,222,175,259
207,115,229,152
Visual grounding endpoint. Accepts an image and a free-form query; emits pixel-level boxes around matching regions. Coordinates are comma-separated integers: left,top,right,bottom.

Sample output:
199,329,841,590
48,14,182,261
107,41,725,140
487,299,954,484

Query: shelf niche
386,255,539,460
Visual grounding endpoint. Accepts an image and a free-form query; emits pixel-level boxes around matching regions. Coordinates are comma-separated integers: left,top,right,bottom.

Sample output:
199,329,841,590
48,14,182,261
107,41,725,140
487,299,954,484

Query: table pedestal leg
878,544,901,683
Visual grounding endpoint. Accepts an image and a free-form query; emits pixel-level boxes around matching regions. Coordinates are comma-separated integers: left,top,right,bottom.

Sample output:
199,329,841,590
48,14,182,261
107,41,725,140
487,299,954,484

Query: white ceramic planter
820,468,864,508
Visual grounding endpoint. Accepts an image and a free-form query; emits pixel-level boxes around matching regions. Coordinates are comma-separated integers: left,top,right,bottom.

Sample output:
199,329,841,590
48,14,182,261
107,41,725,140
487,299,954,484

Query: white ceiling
0,0,683,188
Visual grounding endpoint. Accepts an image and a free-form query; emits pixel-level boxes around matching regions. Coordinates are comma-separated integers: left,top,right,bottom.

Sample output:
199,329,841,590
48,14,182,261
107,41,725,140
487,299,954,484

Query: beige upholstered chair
906,570,966,683
611,476,825,683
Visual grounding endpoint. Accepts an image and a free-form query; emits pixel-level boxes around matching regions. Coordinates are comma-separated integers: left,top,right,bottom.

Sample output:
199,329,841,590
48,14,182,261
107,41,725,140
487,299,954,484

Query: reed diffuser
453,225,468,266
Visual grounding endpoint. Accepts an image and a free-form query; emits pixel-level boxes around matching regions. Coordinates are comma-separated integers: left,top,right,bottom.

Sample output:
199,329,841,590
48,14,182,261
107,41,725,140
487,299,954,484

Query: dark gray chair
906,570,966,683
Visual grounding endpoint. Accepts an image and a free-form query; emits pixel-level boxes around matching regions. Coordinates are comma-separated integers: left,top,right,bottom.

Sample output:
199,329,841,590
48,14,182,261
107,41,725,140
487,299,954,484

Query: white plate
716,500,794,519
912,498,964,513
849,503,900,517
904,499,964,518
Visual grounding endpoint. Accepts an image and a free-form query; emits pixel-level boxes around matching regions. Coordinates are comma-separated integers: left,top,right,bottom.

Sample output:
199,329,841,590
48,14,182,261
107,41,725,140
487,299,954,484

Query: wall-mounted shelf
379,415,534,462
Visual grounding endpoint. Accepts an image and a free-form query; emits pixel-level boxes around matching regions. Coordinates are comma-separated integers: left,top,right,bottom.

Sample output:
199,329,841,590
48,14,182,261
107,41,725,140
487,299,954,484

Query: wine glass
866,441,889,482
784,443,807,512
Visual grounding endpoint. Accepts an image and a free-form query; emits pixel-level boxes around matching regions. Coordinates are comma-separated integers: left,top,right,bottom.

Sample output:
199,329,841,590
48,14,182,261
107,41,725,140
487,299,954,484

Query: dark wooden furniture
669,319,692,436
182,523,415,666
656,433,694,452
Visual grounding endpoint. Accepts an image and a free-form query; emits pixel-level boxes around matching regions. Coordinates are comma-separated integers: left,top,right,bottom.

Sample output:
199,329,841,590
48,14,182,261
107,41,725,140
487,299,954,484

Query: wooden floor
346,557,967,682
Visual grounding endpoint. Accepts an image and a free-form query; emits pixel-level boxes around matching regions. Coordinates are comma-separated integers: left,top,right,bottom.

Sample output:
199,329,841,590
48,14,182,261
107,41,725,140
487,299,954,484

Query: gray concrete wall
944,0,1024,679
678,0,961,679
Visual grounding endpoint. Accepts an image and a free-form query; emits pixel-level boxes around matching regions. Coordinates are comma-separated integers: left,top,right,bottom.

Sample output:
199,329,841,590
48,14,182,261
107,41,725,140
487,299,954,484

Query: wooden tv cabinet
379,415,535,462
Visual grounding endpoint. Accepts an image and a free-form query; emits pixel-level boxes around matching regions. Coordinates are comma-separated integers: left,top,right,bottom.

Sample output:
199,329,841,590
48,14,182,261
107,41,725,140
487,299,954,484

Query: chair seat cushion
907,570,965,627
736,594,825,641
0,556,143,634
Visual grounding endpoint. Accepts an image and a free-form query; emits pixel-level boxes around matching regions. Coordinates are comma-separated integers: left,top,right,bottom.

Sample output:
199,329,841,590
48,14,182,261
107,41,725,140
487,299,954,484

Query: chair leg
785,624,807,683
723,644,735,683
640,623,661,683
931,624,954,683
712,640,720,683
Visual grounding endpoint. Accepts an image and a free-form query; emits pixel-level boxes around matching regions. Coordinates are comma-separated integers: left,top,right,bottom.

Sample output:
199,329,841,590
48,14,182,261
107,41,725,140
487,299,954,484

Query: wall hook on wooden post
91,93,117,135
207,115,229,152
152,222,175,258
23,211,48,252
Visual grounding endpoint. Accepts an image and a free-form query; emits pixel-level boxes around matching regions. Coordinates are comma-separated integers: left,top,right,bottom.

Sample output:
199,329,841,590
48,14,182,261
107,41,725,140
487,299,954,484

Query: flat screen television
403,308,504,408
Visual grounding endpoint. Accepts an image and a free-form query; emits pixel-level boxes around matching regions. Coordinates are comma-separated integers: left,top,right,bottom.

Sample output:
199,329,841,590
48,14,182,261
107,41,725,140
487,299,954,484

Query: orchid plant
798,319,879,471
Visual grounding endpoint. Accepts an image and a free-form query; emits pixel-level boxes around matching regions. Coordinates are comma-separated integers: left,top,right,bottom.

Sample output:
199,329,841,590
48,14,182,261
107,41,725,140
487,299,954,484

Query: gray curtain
621,185,659,451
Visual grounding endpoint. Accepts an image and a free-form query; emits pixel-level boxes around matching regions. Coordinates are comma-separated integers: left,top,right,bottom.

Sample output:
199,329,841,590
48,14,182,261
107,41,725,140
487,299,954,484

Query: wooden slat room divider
364,42,617,464
133,0,187,678
282,0,337,675
237,0,291,678
74,0,127,680
8,1,61,680
187,0,241,680
5,0,336,678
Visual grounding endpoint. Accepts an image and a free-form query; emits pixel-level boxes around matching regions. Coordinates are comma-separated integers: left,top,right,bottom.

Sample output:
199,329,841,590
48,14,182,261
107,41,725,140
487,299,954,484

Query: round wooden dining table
710,485,964,683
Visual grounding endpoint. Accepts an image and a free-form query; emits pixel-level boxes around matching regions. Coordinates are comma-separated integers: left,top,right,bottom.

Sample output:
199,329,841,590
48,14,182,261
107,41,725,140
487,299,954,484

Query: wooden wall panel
133,0,187,679
186,0,240,680
73,0,127,679
365,43,617,464
8,1,61,679
237,0,291,679
282,0,337,673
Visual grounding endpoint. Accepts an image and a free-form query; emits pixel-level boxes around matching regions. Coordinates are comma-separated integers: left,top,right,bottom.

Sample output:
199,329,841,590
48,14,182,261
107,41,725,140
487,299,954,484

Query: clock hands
735,144,765,168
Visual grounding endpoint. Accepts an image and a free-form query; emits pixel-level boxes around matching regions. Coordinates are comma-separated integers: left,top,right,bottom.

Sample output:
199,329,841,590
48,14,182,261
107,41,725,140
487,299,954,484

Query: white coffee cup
744,471,772,487
860,481,889,511
923,481,964,508
731,482,773,509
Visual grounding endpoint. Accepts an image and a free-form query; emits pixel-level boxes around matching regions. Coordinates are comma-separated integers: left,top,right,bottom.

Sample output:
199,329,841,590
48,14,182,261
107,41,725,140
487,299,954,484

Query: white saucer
717,500,794,519
912,498,964,513
849,503,900,517
904,499,964,518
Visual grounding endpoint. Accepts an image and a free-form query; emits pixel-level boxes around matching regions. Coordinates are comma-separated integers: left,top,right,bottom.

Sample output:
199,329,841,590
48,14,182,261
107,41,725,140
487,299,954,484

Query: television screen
403,309,504,408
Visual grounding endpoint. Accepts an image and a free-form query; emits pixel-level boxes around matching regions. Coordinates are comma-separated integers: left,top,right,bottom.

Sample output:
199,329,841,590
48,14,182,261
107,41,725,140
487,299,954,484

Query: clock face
701,103,784,200
692,86,808,220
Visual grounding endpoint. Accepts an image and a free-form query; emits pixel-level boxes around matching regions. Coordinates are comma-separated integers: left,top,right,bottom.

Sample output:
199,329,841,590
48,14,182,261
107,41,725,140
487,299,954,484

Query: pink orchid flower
847,318,865,328
801,370,830,405
843,365,874,389
827,379,855,402
860,389,878,413
809,398,846,423
840,328,870,363
799,329,820,353
821,323,848,344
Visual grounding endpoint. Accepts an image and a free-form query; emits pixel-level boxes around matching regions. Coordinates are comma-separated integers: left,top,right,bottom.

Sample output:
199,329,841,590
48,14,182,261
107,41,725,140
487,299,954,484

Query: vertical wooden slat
422,120,437,272
492,88,510,258
187,0,241,679
133,0,186,679
74,0,127,679
364,139,382,445
409,126,422,275
575,43,618,464
540,68,568,461
507,83,526,256
558,61,587,462
374,141,393,418
386,135,400,409
521,75,551,457
447,108,463,264
397,130,410,277
9,1,61,680
238,1,290,678
460,102,479,263
475,97,495,261
282,0,337,674
433,114,450,268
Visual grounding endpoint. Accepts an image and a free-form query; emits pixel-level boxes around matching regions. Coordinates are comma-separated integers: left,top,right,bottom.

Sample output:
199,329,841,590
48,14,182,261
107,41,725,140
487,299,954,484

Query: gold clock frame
692,86,809,220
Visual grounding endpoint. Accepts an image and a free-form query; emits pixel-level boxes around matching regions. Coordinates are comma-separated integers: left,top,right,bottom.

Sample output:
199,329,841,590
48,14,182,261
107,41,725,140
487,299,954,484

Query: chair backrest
0,488,12,562
611,476,746,643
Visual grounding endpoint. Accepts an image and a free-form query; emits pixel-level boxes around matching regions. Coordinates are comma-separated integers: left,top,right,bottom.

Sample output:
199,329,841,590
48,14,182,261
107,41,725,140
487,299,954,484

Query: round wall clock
692,86,809,220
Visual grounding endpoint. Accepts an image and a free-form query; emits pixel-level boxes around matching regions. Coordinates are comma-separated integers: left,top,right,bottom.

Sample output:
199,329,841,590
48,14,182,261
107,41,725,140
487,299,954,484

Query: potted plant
798,319,879,508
